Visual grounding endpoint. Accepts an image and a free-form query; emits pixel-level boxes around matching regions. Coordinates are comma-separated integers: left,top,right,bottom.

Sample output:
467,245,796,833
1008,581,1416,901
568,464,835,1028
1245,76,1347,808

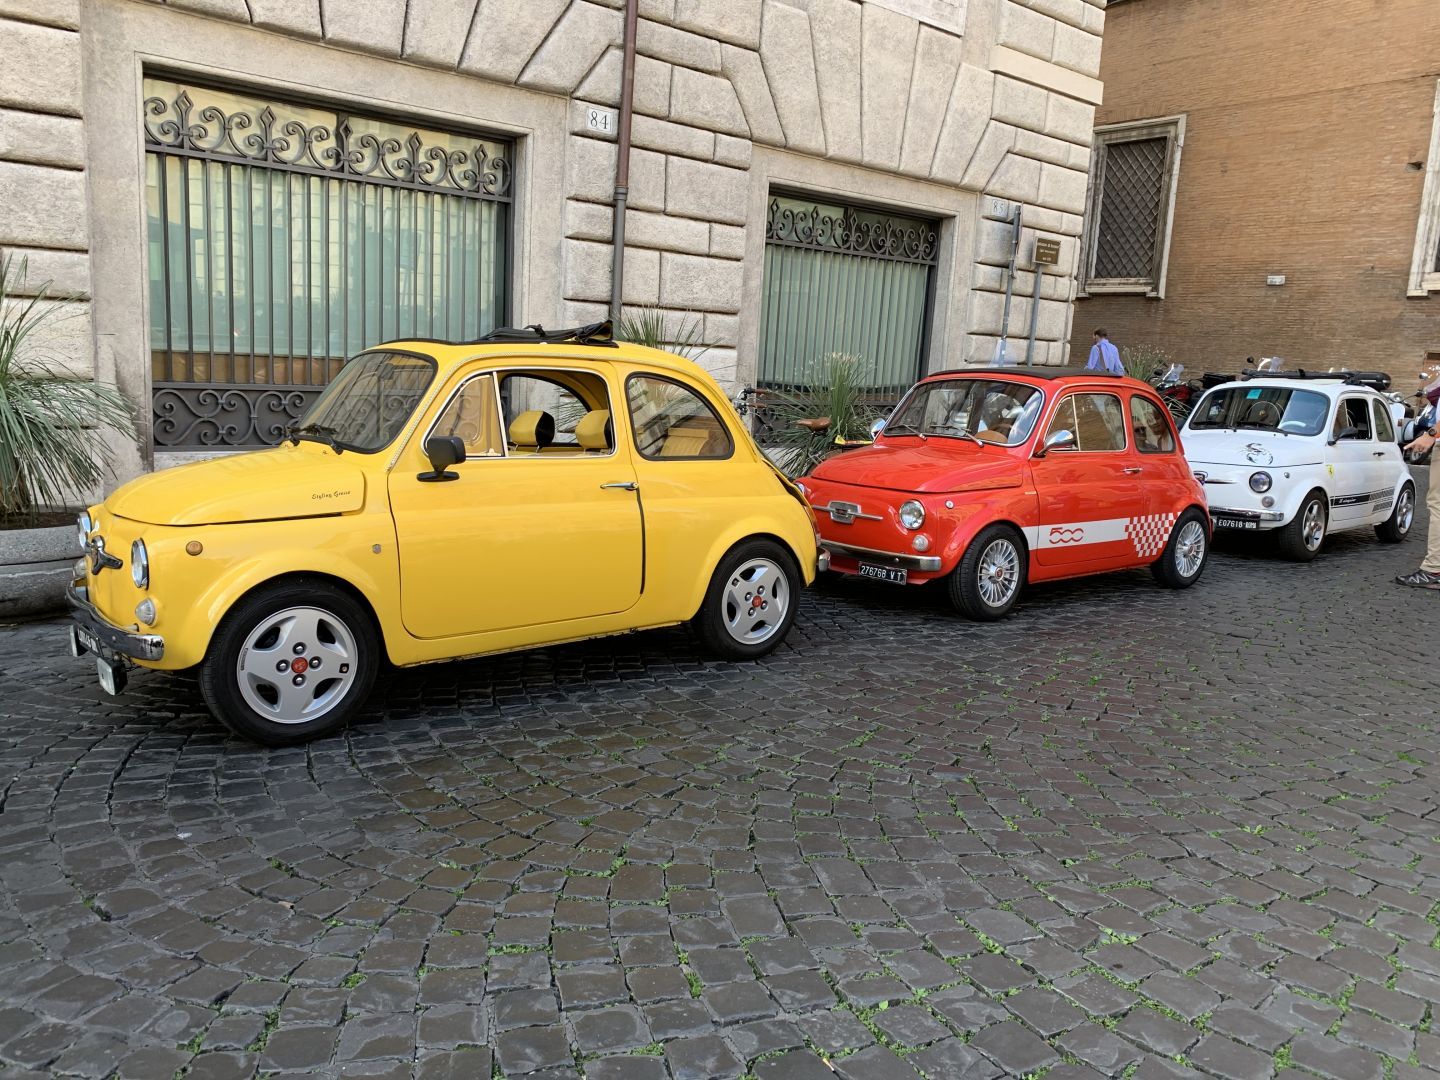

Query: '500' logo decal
1049,526,1085,544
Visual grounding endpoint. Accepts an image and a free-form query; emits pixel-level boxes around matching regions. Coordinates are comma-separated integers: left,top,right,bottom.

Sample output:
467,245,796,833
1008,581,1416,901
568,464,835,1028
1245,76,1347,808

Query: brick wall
1070,0,1440,393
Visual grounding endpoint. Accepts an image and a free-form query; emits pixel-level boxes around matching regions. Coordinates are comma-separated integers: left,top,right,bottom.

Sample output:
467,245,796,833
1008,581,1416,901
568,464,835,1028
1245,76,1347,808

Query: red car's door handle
1123,467,1143,474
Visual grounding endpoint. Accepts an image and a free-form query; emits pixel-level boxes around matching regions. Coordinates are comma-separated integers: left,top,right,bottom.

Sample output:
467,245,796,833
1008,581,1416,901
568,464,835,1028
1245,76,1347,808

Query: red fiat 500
798,369,1211,619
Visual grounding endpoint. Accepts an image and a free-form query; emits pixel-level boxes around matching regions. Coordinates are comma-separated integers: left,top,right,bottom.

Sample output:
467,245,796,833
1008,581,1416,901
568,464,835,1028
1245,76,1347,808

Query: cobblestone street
2,493,1439,1080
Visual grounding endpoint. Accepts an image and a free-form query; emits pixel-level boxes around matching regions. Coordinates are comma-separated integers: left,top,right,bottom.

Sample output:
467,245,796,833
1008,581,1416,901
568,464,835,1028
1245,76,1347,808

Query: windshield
886,378,1044,446
297,351,436,452
1187,386,1330,435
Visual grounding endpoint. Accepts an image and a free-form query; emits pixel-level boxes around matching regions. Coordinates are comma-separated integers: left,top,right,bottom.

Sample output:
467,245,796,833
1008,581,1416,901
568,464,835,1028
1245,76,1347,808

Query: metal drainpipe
609,0,640,324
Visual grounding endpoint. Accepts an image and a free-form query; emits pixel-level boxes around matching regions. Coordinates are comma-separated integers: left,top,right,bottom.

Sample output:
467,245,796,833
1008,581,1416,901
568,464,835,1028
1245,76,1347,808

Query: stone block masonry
10,0,1105,481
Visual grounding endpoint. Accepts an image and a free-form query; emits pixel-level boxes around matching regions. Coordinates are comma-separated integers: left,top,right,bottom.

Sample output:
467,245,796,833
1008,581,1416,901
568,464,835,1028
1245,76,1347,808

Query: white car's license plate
858,563,907,584
1214,517,1258,530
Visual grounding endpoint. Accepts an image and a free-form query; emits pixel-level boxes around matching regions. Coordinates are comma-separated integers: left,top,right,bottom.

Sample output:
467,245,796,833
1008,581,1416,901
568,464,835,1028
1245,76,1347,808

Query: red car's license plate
858,563,907,585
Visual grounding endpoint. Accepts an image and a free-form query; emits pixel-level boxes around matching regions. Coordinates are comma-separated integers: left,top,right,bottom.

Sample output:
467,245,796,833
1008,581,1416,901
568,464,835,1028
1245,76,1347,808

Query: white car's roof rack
1239,368,1391,392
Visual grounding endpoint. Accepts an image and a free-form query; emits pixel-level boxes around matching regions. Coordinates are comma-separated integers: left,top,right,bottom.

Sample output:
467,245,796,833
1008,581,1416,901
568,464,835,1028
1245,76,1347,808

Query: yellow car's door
388,365,643,639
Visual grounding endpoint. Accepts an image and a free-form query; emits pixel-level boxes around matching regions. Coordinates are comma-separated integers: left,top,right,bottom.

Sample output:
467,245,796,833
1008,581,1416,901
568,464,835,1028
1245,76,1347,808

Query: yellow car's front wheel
199,579,379,745
692,539,801,660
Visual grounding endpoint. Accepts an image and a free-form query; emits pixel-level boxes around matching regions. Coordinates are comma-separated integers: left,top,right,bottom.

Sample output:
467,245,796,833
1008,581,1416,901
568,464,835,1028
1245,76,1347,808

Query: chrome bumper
821,540,942,572
67,581,165,661
816,549,831,574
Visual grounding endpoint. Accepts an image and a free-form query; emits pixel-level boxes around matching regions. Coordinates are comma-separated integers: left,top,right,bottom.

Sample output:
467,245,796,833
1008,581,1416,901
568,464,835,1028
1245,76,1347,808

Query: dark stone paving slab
2,480,1439,1077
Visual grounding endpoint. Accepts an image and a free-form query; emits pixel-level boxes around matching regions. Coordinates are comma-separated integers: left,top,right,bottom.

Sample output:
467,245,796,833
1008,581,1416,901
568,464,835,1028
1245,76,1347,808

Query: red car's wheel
948,523,1026,620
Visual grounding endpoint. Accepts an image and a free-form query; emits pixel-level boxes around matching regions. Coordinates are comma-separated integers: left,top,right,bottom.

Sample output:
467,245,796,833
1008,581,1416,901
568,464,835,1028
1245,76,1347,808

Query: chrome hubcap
1174,520,1206,578
722,558,789,644
1302,499,1326,550
1396,488,1414,533
237,606,357,725
977,539,1020,607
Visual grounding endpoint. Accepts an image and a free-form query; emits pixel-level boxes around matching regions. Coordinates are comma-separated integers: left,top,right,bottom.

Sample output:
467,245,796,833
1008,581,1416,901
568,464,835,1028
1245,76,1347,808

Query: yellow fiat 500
68,323,822,744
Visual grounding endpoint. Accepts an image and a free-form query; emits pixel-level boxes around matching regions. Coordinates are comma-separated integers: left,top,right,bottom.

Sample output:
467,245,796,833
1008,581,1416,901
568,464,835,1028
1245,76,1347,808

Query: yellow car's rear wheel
200,579,378,745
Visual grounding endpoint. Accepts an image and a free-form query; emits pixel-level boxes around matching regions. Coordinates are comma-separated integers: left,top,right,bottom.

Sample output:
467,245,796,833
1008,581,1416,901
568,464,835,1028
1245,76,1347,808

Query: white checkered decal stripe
1125,513,1177,561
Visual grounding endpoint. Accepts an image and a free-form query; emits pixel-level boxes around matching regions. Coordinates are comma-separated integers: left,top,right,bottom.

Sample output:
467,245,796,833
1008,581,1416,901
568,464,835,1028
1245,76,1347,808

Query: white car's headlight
1249,471,1272,493
131,539,149,589
76,511,93,549
899,500,926,530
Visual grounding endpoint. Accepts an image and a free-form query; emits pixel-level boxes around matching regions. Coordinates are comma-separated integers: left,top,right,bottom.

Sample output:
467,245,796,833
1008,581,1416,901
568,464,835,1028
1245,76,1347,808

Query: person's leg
1424,474,1440,574
1398,474,1440,586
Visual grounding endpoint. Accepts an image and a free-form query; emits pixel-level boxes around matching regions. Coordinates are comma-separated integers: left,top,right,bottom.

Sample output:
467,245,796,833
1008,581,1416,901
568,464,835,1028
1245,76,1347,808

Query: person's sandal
1395,569,1440,589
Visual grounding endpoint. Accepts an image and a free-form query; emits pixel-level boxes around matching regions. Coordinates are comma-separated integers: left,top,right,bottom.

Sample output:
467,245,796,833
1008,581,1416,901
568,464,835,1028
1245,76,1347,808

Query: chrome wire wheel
236,605,357,725
1174,519,1207,578
1301,498,1326,551
1396,487,1415,534
976,538,1021,608
722,558,789,645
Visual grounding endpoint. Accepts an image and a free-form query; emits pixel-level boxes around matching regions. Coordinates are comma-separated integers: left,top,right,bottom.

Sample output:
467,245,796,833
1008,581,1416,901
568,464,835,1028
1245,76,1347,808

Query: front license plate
858,563,908,585
1214,517,1258,530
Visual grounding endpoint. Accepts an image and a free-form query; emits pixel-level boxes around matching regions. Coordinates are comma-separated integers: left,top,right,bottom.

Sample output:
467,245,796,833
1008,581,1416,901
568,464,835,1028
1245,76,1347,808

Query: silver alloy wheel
1396,487,1415,534
1174,519,1206,578
977,538,1020,607
722,558,789,645
236,605,358,725
1301,498,1326,551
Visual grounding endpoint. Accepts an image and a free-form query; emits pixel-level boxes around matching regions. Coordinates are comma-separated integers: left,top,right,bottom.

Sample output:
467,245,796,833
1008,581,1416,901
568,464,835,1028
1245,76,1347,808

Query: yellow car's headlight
131,539,149,590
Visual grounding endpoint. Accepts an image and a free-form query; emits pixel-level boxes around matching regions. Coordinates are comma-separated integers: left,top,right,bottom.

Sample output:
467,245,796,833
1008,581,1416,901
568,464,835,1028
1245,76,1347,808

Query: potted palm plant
0,256,135,618
763,353,882,476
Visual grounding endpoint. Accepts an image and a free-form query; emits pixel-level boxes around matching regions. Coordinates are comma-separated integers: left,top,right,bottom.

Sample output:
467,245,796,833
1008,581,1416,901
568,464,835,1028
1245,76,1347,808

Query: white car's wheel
1376,483,1415,544
1277,490,1327,561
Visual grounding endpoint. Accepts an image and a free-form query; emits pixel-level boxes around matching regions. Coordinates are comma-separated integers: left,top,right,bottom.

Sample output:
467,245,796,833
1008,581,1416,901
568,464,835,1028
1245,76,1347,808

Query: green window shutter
758,195,937,401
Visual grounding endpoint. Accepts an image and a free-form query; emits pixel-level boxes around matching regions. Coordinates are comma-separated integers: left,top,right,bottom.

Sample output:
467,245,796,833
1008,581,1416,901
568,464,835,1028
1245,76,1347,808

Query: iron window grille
1081,116,1185,298
143,76,513,450
758,194,939,413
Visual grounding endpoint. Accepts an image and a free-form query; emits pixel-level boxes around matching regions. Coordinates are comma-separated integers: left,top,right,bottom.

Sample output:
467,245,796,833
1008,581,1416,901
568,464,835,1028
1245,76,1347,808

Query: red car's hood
808,440,1026,494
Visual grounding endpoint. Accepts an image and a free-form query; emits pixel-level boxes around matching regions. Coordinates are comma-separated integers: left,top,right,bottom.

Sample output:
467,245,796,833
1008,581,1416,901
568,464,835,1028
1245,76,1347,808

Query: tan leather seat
658,423,717,457
575,409,612,453
508,410,555,454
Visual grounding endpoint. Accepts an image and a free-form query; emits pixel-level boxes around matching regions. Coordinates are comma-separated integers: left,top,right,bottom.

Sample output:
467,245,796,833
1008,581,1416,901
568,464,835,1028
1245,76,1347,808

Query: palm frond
762,353,882,476
0,255,136,523
617,306,712,364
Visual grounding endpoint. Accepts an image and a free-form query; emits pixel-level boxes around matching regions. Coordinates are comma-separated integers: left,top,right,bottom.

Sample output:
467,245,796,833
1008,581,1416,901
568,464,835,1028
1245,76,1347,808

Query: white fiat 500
1181,372,1415,560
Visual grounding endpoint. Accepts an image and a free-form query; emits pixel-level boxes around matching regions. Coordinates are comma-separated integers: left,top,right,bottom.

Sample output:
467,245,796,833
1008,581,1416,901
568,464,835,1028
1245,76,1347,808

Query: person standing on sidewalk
1087,328,1124,375
1396,423,1440,588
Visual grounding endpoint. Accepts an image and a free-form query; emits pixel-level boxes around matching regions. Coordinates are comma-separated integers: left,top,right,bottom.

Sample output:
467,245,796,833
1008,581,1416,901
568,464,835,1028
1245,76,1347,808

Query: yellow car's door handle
601,481,638,491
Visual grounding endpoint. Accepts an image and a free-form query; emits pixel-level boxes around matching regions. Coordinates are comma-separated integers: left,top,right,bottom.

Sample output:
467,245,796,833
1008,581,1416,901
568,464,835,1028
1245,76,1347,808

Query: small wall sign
1033,236,1062,266
585,107,618,135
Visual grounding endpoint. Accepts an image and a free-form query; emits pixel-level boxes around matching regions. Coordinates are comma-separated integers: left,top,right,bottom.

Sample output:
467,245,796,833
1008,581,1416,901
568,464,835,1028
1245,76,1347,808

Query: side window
1334,397,1372,440
1373,398,1395,442
432,374,504,458
499,371,614,456
1049,393,1127,451
1130,395,1176,453
1044,396,1078,447
627,376,734,460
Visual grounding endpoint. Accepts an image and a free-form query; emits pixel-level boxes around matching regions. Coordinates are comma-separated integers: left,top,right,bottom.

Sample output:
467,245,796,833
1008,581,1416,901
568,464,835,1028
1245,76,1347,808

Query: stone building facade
1,0,1105,479
1069,0,1440,386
